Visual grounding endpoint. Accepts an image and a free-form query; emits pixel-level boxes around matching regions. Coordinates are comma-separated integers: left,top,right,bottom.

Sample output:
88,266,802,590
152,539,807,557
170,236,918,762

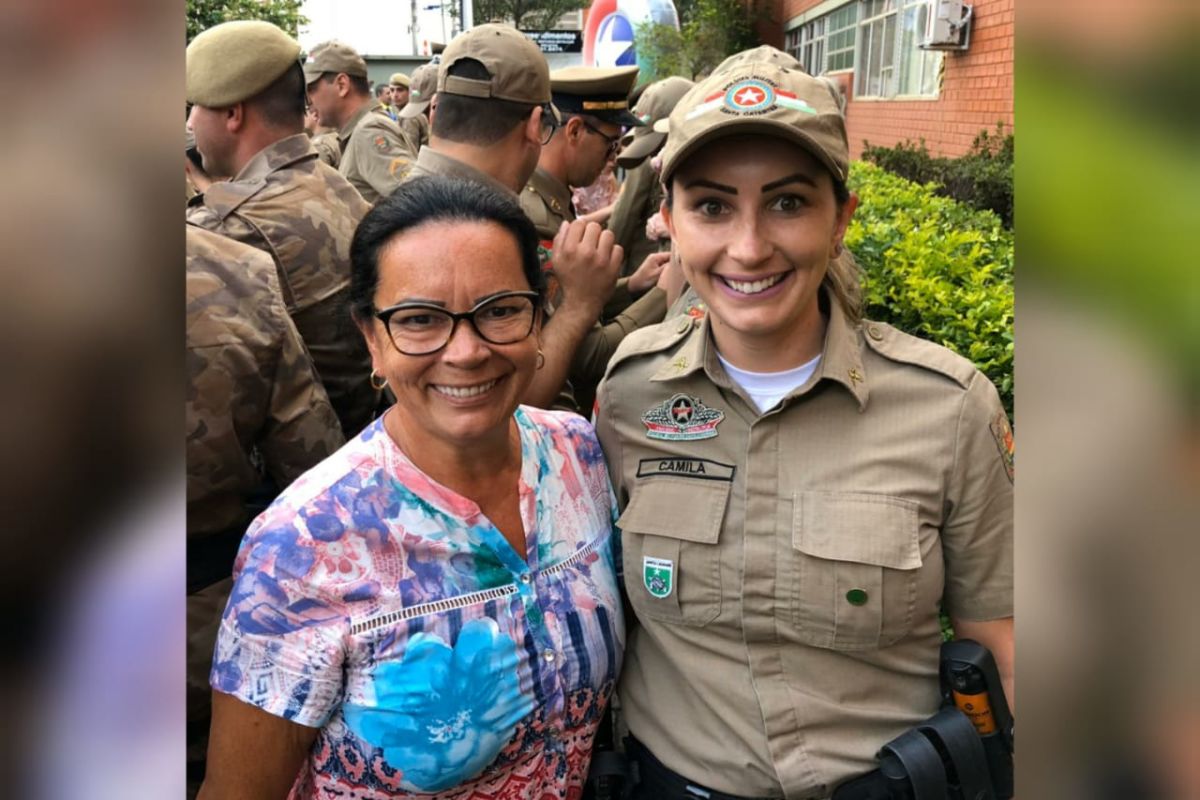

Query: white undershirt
717,352,823,413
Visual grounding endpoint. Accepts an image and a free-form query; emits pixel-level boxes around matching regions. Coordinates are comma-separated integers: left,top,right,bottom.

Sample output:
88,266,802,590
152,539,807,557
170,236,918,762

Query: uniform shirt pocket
617,476,729,626
790,491,922,650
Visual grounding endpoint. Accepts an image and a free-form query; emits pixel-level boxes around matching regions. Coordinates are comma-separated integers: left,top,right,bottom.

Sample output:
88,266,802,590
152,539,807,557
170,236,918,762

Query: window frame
854,0,943,100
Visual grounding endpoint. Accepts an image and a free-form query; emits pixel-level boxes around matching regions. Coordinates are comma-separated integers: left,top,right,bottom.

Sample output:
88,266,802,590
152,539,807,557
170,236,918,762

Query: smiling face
359,219,541,453
665,134,856,369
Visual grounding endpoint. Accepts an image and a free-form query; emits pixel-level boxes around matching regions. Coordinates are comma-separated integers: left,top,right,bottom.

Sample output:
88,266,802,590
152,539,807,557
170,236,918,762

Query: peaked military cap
302,40,369,83
657,46,848,186
550,65,644,128
399,63,438,119
616,75,693,168
186,21,302,107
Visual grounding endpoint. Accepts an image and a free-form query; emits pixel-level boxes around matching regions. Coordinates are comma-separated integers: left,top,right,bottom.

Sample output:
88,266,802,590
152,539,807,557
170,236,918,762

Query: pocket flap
617,477,729,544
794,491,921,569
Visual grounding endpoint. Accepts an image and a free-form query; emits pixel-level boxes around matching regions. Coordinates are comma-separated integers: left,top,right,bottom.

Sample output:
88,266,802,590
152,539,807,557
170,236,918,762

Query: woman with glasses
200,176,624,799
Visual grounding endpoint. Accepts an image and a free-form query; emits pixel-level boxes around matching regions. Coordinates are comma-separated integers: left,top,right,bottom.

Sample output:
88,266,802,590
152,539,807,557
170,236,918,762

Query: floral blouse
212,407,624,798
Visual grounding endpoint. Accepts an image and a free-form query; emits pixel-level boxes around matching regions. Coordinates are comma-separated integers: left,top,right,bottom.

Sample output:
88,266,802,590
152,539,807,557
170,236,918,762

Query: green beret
186,21,302,107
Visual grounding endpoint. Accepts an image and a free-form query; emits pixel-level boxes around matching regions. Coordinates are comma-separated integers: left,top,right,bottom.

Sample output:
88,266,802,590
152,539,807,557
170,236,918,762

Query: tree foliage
634,0,761,82
470,0,590,31
187,0,308,43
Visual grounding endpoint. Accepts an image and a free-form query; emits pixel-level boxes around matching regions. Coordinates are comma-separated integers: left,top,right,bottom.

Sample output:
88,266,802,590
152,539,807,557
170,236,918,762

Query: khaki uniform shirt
186,134,379,438
186,226,345,542
401,146,515,197
399,112,430,158
337,104,414,203
594,293,1014,799
310,131,341,169
608,161,664,277
521,166,575,239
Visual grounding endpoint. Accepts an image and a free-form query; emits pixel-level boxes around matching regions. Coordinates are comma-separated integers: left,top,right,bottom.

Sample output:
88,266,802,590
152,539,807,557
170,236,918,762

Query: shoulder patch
603,318,693,379
861,320,977,389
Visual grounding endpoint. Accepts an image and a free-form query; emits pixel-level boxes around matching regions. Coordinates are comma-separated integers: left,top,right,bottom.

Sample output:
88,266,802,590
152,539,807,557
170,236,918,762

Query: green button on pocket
846,588,869,606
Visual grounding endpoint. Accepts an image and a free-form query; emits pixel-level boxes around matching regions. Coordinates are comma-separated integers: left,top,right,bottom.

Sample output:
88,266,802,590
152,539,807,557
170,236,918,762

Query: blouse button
543,649,556,663
520,573,531,584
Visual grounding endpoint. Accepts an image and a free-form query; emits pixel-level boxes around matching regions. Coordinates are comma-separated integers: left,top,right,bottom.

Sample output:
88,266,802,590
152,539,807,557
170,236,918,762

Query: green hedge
846,161,1014,415
862,126,1013,228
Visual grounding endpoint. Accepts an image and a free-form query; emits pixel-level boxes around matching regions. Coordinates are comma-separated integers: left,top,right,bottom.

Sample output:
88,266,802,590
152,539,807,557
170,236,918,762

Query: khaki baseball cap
616,75,693,169
186,21,302,107
389,72,411,88
712,44,803,75
399,63,438,119
657,53,848,186
438,24,552,107
302,40,368,83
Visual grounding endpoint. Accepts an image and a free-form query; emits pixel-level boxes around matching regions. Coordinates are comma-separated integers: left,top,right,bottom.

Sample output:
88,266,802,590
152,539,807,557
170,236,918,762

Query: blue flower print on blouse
343,617,535,792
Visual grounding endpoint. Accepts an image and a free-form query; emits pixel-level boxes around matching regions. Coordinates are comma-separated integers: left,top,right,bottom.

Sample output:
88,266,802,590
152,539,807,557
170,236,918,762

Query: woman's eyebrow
385,297,447,308
762,173,817,192
682,178,737,194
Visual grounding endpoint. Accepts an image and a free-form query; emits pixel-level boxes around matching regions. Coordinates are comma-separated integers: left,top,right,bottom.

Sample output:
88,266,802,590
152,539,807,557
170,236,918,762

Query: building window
785,4,857,76
856,0,942,98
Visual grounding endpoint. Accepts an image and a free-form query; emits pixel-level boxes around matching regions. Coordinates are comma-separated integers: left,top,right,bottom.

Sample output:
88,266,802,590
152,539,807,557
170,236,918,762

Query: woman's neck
710,307,828,373
383,412,521,497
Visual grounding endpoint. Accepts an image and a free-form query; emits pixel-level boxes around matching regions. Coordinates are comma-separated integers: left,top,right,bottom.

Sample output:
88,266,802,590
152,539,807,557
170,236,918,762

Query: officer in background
186,21,379,437
303,40,414,202
389,71,411,114
402,23,624,412
304,104,342,168
608,76,692,276
373,82,396,119
186,225,344,797
397,62,435,155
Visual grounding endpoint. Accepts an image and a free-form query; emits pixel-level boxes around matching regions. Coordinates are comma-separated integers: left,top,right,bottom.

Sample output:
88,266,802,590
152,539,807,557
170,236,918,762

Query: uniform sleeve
210,506,348,726
570,288,667,384
941,371,1014,621
347,120,413,201
601,277,635,320
607,163,654,254
259,307,346,488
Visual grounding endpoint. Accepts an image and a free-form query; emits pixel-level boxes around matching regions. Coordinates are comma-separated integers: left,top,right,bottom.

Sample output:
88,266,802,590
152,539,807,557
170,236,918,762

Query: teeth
433,379,497,399
725,274,784,294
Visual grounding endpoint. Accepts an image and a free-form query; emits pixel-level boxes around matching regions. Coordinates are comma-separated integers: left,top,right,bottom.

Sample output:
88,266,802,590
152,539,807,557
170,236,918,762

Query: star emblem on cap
735,87,763,105
722,78,776,114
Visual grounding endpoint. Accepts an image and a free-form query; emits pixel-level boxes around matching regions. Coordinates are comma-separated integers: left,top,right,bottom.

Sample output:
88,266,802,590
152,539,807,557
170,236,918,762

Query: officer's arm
356,122,412,200
522,219,622,409
198,690,319,800
952,617,1014,714
570,287,666,384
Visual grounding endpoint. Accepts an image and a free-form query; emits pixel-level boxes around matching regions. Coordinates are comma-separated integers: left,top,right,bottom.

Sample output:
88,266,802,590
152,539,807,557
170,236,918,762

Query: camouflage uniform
187,133,379,438
337,104,415,203
186,225,344,793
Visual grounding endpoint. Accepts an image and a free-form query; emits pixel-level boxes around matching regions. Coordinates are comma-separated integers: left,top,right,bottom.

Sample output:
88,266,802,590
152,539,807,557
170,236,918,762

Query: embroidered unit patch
989,410,1015,483
641,393,725,441
643,556,674,598
685,76,818,121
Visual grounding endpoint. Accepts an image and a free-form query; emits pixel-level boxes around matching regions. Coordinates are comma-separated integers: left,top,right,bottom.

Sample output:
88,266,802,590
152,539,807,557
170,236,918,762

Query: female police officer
594,48,1013,799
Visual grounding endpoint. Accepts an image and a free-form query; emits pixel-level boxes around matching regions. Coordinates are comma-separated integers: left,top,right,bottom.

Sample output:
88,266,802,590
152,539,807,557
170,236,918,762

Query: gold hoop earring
370,370,388,390
536,350,545,370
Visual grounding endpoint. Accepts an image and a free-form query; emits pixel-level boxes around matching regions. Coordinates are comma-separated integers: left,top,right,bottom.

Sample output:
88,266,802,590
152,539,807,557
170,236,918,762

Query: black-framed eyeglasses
581,120,622,156
538,104,559,145
373,291,540,356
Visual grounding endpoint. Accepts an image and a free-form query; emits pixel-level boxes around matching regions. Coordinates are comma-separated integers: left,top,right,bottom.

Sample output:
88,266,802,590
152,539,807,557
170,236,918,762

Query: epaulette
520,185,555,237
861,320,977,389
603,315,694,378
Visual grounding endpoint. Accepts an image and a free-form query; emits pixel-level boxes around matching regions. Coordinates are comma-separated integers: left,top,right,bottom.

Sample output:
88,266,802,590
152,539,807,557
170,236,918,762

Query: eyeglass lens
386,294,536,355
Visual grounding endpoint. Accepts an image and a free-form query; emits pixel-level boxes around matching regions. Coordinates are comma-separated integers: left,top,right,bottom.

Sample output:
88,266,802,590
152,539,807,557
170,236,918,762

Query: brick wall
774,0,1013,158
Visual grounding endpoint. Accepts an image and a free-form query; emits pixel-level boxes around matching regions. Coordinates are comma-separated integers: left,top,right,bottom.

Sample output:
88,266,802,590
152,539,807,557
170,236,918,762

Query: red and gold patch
372,134,389,153
989,411,1015,483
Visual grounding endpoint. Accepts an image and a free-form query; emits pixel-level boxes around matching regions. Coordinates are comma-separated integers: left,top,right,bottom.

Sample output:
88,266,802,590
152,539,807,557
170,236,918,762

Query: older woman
199,176,624,799
594,49,1013,799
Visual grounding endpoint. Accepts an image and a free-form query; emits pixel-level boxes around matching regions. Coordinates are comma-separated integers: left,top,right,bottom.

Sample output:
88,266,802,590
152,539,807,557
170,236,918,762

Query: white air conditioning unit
920,0,973,51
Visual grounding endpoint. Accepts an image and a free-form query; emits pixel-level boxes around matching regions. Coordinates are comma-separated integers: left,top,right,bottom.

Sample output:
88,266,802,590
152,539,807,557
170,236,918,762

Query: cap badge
642,393,724,441
686,76,818,120
643,556,674,598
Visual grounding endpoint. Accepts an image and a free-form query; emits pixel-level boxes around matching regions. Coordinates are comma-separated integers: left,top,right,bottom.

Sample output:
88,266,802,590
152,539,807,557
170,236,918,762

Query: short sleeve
210,508,348,727
942,372,1014,621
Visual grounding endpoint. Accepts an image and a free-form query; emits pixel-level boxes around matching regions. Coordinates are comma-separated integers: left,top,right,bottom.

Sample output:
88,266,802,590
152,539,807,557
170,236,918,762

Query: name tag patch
641,393,725,441
636,458,735,482
643,556,674,598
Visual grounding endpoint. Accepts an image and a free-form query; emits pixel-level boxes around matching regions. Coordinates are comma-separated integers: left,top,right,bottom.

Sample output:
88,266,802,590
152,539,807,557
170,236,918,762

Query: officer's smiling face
358,220,541,451
664,134,856,368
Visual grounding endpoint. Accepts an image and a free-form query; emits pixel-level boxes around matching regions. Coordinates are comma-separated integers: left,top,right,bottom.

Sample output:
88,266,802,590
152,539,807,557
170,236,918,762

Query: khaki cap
389,72,411,88
657,53,848,186
438,24,551,106
712,44,803,76
399,63,438,119
615,75,693,168
186,21,302,107
302,40,369,83
550,65,644,127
